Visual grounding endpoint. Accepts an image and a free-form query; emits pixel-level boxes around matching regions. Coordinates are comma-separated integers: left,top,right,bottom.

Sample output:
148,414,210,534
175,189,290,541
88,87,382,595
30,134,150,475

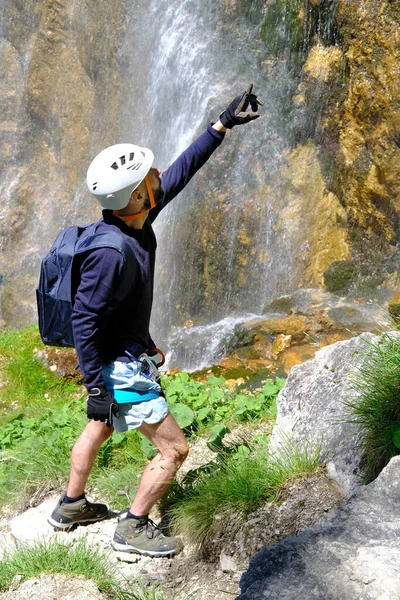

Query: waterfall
3,0,395,373
118,0,305,368
0,0,337,367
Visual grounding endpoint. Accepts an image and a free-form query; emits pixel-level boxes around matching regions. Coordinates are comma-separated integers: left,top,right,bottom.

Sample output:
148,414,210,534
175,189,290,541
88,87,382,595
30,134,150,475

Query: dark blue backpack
36,218,135,347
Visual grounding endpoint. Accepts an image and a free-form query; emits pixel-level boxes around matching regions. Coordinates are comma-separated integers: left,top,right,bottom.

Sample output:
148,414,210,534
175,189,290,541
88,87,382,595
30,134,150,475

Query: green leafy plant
162,372,284,431
207,424,231,451
0,325,285,515
346,333,400,482
0,400,148,510
0,402,86,451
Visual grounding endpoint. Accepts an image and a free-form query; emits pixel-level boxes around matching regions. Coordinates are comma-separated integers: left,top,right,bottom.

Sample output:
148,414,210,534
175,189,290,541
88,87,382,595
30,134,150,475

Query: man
48,84,262,557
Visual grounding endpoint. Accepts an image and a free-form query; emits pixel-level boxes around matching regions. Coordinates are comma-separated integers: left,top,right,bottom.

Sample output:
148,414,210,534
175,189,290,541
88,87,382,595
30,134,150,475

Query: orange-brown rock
216,304,382,379
225,377,246,390
280,345,318,375
245,359,275,372
218,356,244,370
319,332,348,348
253,339,274,359
254,312,342,340
34,347,83,382
271,334,293,359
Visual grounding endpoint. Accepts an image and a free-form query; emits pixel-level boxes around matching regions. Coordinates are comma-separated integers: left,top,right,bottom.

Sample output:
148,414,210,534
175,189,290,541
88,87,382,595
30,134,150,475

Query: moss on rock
323,260,357,292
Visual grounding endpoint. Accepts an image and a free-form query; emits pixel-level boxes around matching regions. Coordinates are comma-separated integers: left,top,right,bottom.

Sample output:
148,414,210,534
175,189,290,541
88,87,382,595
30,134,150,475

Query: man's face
143,167,163,206
121,167,163,216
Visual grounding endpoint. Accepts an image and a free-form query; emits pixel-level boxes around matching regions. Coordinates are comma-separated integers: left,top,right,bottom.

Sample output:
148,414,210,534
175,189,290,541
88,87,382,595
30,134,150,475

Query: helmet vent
129,152,135,161
127,161,143,171
120,155,126,165
92,182,98,190
111,162,118,170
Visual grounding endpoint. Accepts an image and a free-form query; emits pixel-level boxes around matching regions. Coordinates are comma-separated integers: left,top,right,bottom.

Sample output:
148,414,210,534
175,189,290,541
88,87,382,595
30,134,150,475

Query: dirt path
0,467,344,599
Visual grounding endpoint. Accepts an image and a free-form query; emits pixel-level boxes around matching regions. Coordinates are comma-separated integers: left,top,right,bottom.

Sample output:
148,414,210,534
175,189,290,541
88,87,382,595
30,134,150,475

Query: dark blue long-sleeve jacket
72,124,225,389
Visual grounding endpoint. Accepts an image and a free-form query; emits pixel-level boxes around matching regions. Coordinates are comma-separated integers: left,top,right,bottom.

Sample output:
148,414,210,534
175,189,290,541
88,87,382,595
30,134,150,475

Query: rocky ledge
237,455,400,600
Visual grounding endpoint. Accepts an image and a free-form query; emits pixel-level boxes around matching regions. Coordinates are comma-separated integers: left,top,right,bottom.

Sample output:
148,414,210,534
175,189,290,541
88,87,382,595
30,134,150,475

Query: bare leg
67,420,113,498
130,413,189,516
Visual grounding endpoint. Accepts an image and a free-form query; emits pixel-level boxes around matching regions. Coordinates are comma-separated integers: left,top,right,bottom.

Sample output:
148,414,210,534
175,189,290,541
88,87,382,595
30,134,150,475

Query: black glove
86,387,120,427
219,83,263,129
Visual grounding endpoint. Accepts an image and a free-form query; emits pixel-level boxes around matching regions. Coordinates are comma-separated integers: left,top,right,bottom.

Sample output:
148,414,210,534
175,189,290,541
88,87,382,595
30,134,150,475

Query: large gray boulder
237,455,400,600
270,333,378,495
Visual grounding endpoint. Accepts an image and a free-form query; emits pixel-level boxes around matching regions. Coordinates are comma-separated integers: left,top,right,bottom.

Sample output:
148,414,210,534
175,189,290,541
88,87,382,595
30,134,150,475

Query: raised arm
149,83,262,221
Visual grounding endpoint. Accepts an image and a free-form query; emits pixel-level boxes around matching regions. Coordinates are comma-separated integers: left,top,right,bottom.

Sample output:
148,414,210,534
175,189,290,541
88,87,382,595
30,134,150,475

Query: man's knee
82,420,114,447
159,439,189,469
175,439,189,465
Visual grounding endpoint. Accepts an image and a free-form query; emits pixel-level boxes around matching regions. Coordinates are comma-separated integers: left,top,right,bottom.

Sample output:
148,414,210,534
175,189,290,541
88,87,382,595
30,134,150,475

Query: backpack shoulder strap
75,227,137,302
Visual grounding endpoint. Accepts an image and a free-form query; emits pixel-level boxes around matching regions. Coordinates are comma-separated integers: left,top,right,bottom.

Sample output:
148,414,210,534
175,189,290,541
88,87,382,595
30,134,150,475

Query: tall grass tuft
0,538,116,593
170,437,320,549
346,332,400,483
0,538,175,599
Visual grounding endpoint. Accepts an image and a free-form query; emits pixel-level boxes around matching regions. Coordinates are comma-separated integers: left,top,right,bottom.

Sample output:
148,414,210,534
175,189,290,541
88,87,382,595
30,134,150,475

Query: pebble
10,574,24,591
220,552,237,573
114,552,140,564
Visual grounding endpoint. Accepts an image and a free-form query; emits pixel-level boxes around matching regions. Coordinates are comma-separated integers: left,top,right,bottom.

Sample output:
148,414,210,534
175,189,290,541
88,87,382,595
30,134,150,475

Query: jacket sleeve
72,247,127,390
149,124,225,223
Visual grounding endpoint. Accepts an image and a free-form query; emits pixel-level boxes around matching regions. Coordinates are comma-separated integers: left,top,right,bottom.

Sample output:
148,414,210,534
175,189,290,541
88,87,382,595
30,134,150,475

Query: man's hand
86,387,120,427
219,83,263,129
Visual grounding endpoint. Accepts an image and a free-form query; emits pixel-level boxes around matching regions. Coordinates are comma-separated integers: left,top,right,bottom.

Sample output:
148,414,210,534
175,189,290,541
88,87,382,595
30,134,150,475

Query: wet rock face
0,0,127,329
0,0,399,340
388,291,400,324
320,1,400,241
336,0,400,222
153,0,400,336
292,0,400,292
323,260,357,293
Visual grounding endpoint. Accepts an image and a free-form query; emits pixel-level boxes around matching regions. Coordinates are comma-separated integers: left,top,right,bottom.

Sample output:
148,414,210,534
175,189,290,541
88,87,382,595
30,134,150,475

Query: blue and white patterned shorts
102,357,169,432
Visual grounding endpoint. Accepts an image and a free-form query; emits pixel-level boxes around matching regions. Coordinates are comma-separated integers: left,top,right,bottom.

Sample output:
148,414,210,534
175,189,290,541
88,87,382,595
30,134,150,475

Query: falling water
3,0,386,372
118,0,314,368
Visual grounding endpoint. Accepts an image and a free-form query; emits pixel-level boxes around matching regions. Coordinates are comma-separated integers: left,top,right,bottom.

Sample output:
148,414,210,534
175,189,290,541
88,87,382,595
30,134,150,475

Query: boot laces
137,517,161,539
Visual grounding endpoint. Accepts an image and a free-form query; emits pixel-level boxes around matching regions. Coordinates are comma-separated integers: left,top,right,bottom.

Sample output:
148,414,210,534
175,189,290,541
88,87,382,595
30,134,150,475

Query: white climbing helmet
86,143,154,209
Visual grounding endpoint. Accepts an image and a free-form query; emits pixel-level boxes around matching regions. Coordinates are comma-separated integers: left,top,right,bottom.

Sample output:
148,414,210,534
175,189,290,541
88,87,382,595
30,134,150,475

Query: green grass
169,436,321,549
93,462,143,511
346,332,400,482
0,325,283,522
0,327,78,417
0,406,148,510
0,328,148,510
0,538,173,599
0,538,114,593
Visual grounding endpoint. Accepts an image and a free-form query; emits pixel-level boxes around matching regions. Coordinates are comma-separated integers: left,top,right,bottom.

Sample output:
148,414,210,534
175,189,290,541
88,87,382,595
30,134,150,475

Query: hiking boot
112,516,182,557
48,494,108,530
